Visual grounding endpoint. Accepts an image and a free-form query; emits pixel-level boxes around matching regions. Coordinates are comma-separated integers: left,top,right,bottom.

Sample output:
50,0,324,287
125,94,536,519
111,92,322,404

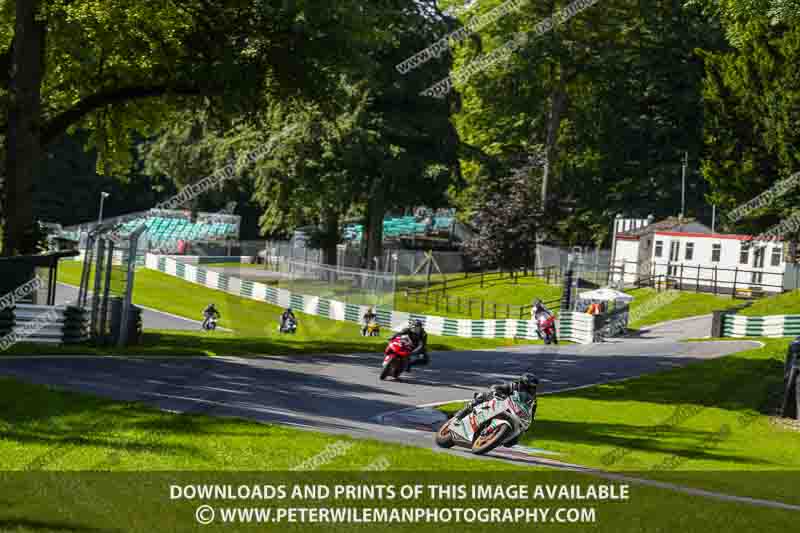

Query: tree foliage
699,19,800,235
464,151,545,270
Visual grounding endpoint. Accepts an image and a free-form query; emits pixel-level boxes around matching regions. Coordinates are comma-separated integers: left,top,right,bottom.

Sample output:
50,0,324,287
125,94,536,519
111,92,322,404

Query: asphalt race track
0,313,759,452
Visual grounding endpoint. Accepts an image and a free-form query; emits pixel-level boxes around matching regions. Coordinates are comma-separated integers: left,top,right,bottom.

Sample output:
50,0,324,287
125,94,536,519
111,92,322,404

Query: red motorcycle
536,314,558,344
380,334,413,380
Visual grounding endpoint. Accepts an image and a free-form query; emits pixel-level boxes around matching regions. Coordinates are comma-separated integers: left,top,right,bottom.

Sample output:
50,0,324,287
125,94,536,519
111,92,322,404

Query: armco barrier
8,304,90,345
722,313,800,337
145,254,595,344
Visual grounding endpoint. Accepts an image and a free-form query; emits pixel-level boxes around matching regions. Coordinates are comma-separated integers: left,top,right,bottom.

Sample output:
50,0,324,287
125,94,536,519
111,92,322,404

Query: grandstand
63,208,240,253
343,210,455,243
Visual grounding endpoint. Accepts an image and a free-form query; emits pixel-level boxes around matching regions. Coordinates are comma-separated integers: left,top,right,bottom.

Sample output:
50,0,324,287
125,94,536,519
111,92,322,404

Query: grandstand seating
342,214,454,243
115,216,237,248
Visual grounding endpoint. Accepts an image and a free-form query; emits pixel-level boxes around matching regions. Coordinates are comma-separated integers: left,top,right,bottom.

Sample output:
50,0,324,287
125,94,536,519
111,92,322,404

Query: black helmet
518,373,539,395
413,319,423,328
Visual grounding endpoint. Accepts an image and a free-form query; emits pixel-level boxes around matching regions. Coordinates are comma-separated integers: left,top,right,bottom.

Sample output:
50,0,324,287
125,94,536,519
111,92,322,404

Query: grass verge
0,376,796,532
739,289,800,316
395,272,561,319
437,338,799,502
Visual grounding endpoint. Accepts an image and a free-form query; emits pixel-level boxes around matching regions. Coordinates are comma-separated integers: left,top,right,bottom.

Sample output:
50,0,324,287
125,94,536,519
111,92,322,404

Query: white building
610,216,792,294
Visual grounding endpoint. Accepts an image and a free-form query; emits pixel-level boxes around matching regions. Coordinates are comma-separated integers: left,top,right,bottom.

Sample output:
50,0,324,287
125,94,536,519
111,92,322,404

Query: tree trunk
364,178,385,269
3,0,46,255
321,208,339,266
541,75,567,213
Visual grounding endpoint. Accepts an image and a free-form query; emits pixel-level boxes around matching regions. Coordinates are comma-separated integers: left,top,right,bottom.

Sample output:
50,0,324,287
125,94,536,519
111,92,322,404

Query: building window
771,247,782,267
711,244,721,262
753,246,765,269
669,241,680,262
654,240,663,258
739,243,749,265
685,242,694,261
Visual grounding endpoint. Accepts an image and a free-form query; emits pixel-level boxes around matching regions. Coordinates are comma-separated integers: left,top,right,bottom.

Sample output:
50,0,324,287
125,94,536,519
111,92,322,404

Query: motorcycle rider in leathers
452,373,539,447
390,320,429,371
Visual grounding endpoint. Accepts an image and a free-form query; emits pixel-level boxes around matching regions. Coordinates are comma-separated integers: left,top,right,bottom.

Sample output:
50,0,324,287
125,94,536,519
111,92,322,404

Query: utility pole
680,152,688,219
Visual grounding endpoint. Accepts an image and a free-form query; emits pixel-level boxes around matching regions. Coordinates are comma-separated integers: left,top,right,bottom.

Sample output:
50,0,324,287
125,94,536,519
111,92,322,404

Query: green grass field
395,272,561,319
739,289,800,316
438,337,799,502
50,262,537,355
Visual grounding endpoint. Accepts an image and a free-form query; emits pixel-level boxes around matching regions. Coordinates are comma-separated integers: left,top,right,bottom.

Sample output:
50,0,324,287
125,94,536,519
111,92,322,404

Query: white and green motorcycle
435,390,537,455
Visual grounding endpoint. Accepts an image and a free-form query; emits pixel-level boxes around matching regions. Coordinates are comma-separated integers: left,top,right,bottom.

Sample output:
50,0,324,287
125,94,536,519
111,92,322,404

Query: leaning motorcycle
364,321,381,337
380,335,413,380
435,390,536,455
279,317,297,334
536,314,558,344
202,316,218,331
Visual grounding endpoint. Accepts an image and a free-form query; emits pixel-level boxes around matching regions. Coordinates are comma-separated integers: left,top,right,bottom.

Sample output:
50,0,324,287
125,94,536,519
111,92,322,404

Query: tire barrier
62,306,90,344
109,298,143,346
0,304,90,346
0,307,15,337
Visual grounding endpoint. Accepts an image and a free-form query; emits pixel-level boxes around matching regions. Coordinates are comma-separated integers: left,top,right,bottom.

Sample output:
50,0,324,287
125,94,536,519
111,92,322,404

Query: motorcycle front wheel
391,358,404,378
472,423,511,455
379,361,393,380
435,421,455,448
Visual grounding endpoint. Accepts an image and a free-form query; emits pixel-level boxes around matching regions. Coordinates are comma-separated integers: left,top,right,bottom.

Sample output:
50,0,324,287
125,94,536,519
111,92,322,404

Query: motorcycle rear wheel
472,423,511,455
435,421,455,448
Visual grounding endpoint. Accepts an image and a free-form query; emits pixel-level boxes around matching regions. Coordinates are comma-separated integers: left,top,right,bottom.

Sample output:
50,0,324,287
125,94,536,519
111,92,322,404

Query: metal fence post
714,265,718,295
119,225,146,347
90,238,106,338
98,240,115,342
696,265,701,292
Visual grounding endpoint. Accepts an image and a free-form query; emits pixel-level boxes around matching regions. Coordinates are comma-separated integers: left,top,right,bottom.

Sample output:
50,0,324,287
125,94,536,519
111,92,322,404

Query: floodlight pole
97,192,110,226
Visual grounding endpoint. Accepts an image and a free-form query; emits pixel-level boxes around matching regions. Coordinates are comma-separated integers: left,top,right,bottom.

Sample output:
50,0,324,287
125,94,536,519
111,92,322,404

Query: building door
668,241,680,276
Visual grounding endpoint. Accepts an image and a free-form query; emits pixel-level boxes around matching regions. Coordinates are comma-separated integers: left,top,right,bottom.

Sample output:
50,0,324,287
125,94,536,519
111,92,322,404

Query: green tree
0,0,394,254
699,19,800,235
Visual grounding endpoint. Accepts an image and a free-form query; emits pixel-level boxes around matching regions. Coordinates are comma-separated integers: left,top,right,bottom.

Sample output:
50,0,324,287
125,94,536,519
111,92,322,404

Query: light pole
97,192,110,226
